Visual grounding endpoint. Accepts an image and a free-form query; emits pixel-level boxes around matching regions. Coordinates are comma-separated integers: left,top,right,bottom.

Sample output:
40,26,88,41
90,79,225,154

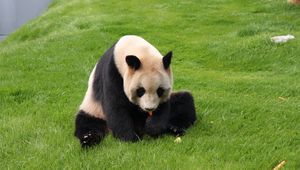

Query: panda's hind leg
74,110,108,148
167,91,197,136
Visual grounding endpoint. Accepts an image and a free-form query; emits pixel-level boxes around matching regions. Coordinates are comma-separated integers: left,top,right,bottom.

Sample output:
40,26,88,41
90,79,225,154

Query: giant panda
75,35,196,147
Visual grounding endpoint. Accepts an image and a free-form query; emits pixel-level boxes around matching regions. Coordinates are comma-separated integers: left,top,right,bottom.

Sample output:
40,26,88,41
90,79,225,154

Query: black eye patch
136,87,145,97
157,87,165,97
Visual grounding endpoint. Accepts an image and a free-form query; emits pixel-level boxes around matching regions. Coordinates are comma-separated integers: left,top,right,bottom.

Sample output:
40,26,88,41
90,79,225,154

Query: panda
75,35,196,147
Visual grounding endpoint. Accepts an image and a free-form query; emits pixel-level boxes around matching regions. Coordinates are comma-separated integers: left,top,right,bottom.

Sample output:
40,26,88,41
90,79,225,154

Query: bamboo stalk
273,160,286,170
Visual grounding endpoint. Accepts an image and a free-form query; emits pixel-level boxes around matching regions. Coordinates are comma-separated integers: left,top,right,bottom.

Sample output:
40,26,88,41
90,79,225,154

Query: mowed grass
0,0,300,169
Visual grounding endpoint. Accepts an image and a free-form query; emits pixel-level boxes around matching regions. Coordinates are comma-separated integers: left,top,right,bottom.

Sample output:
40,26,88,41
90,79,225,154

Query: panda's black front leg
74,110,108,148
166,91,197,137
145,102,170,137
106,106,141,142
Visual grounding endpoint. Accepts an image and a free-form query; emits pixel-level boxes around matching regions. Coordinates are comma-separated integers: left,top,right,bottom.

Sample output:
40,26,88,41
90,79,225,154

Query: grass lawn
0,0,299,169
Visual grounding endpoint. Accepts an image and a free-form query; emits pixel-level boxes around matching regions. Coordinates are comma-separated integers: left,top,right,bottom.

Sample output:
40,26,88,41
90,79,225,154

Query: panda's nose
145,108,155,112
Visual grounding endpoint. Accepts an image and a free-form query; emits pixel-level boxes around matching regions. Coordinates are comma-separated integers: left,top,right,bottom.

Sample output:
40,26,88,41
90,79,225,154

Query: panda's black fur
75,38,196,148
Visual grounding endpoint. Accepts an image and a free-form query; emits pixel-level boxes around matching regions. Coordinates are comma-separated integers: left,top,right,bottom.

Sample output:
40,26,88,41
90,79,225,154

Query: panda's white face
122,51,173,112
125,70,172,112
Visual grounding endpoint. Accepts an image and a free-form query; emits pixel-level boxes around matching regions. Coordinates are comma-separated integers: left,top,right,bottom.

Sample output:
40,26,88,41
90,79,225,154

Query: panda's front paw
167,125,186,137
80,131,104,148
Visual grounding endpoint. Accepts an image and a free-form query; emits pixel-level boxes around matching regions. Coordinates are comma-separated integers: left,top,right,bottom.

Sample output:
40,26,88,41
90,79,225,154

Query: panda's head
123,51,173,112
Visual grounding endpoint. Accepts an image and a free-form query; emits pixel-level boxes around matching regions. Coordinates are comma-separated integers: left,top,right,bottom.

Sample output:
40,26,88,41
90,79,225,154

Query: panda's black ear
163,51,172,69
126,55,141,70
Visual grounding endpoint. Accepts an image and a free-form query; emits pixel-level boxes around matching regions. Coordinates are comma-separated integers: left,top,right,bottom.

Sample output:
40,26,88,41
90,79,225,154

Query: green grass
0,0,300,169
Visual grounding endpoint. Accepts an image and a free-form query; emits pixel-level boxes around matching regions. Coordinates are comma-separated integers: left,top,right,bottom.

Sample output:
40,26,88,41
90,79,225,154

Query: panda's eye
157,87,165,97
136,87,145,97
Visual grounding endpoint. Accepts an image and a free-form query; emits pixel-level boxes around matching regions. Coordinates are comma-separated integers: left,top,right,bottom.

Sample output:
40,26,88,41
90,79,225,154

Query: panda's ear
126,55,141,70
163,51,172,69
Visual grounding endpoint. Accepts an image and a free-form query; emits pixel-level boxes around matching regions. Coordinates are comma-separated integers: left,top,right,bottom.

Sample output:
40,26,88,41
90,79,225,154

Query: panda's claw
80,131,104,148
167,125,186,137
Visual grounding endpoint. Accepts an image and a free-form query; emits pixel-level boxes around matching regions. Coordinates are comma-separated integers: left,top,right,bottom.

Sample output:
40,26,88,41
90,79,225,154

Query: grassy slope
0,0,299,169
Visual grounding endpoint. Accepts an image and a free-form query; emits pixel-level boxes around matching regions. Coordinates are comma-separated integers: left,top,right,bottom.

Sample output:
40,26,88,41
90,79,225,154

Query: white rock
271,34,295,43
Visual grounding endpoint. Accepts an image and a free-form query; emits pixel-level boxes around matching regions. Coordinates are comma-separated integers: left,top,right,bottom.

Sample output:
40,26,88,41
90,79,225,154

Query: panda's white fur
80,35,172,114
114,35,166,76
79,65,106,119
